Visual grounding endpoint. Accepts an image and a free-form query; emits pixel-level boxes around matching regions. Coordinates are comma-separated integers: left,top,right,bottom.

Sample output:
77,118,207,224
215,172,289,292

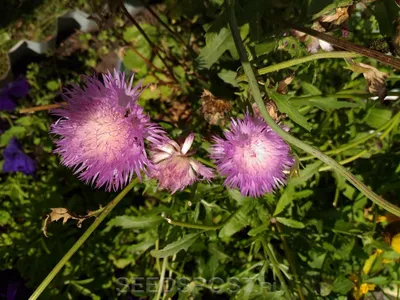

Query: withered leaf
319,7,349,26
346,60,388,100
42,207,100,237
201,89,232,126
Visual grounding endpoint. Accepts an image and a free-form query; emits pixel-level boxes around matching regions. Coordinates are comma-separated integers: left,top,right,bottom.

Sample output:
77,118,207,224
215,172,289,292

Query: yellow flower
359,283,376,295
391,233,400,254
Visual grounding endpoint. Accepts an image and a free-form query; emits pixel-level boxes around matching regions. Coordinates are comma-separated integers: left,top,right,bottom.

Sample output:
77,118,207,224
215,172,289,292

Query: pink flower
51,70,165,191
150,133,214,193
210,113,293,197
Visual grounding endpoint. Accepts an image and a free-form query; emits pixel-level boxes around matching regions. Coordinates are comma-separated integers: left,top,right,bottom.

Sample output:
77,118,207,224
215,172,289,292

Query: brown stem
289,23,400,70
143,2,192,52
19,103,66,114
120,2,178,83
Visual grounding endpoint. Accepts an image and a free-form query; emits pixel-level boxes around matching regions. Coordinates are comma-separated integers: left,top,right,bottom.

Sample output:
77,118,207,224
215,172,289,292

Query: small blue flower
3,138,36,175
0,78,30,111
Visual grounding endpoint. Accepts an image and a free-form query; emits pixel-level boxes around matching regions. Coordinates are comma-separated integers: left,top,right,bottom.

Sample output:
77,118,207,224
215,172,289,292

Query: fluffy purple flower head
3,137,36,175
210,113,293,197
0,78,30,111
150,133,214,194
51,70,165,191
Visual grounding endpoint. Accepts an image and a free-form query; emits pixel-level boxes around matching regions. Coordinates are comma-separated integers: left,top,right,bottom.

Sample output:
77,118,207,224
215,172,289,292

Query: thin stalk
318,111,400,172
236,52,362,82
19,103,65,114
289,23,400,70
300,110,400,161
120,2,178,83
29,179,138,300
225,0,400,216
142,2,191,52
261,240,293,299
275,223,304,300
154,257,168,300
164,208,239,230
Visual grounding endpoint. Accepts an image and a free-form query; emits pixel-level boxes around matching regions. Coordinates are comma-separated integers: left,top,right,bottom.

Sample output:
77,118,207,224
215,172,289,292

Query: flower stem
29,179,138,300
225,0,400,216
164,209,239,230
154,257,168,300
236,52,362,82
275,222,304,300
300,110,400,161
261,240,293,299
318,111,400,172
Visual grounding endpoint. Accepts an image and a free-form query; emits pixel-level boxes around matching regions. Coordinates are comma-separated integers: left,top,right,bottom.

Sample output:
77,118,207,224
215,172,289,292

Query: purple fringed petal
210,113,293,197
150,134,214,193
51,70,165,191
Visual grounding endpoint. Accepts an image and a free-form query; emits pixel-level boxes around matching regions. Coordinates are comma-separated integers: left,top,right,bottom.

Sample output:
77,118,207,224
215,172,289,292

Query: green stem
225,0,400,216
300,111,399,161
275,223,304,300
164,209,239,230
236,52,362,82
154,257,168,300
319,111,400,172
261,240,293,299
29,179,138,300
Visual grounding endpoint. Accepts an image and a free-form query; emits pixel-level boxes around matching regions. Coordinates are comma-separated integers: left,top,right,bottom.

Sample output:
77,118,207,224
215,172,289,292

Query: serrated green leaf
332,275,354,294
274,185,295,216
150,232,202,258
276,217,305,228
218,69,238,87
364,276,390,285
288,161,323,186
266,87,312,131
219,201,255,238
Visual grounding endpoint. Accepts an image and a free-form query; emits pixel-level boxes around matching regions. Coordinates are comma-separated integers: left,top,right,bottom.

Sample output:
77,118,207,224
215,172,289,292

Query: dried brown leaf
319,7,349,25
277,73,295,94
42,207,101,237
347,60,388,99
201,89,232,126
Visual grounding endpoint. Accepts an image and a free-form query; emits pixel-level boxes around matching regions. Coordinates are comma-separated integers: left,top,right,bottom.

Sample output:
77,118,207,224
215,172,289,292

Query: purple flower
0,78,30,111
2,137,36,175
210,113,293,197
150,133,214,193
51,70,166,191
0,269,32,300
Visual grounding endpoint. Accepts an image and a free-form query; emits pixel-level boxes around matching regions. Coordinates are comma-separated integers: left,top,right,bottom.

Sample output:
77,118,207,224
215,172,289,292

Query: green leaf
218,69,239,87
247,222,270,236
274,186,295,216
219,201,254,238
332,275,354,294
289,161,323,186
364,107,392,129
276,217,305,228
105,215,163,231
266,87,312,131
197,24,248,69
150,232,202,258
364,276,390,285
373,0,400,37
0,126,27,147
290,96,361,111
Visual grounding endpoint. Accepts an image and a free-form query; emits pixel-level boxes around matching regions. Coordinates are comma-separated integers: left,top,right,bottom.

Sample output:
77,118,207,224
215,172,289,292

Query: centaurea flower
150,133,214,193
211,113,293,197
51,70,165,191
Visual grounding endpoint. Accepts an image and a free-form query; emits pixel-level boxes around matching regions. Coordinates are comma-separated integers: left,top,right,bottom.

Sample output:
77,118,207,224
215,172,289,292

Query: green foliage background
1,0,400,299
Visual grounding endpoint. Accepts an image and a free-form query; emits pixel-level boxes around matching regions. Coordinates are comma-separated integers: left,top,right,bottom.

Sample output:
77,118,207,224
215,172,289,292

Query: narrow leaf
276,217,305,229
150,232,202,258
266,87,312,131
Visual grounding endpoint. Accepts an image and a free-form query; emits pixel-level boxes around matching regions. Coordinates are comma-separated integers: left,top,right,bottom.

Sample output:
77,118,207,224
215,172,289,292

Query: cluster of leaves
1,0,400,299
